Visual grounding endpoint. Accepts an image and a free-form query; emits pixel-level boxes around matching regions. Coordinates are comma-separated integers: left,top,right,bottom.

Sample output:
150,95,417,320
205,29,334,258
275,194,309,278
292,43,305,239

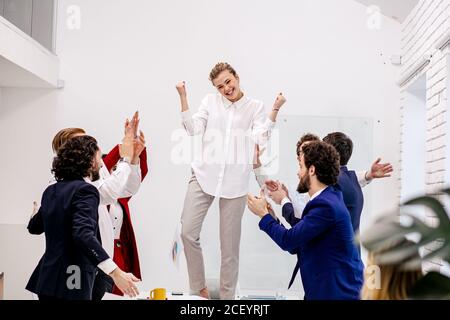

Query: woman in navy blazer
27,136,139,300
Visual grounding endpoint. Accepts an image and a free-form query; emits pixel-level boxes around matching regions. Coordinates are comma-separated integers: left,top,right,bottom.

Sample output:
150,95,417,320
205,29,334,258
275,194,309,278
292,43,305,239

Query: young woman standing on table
175,62,286,300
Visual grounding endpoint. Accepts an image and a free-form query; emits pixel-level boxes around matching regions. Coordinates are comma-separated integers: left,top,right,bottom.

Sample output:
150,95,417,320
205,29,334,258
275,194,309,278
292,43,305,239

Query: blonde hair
362,240,423,300
209,62,238,82
52,128,86,153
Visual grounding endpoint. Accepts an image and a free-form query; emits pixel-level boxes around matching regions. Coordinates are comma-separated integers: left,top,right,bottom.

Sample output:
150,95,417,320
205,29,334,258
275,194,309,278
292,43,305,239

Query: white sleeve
94,162,132,205
281,197,292,207
123,163,142,196
251,103,276,147
254,167,268,188
97,258,118,275
357,170,372,188
181,96,209,136
292,192,308,219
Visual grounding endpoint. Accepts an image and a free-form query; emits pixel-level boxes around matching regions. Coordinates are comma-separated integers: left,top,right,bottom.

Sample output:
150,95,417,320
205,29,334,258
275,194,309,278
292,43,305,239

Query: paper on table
171,222,183,269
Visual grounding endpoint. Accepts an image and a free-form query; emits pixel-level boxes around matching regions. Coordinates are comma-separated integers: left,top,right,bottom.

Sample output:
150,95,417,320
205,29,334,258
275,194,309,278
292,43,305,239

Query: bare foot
199,287,210,299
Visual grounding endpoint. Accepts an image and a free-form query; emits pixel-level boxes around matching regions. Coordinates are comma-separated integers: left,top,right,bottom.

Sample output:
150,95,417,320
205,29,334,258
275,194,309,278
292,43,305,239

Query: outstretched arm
268,93,286,122
176,82,209,136
358,158,394,188
252,93,286,147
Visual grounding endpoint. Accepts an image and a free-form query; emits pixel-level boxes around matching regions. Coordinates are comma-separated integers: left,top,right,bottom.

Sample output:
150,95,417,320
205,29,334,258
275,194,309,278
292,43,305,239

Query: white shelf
0,15,60,88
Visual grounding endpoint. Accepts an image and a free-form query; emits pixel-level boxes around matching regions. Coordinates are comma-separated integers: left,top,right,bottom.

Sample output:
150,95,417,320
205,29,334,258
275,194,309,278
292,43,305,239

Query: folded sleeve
251,102,276,147
181,95,209,136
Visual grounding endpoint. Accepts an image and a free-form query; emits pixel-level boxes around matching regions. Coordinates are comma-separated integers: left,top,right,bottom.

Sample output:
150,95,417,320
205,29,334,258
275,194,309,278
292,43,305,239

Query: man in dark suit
323,132,364,233
265,133,393,232
26,136,140,300
248,141,364,300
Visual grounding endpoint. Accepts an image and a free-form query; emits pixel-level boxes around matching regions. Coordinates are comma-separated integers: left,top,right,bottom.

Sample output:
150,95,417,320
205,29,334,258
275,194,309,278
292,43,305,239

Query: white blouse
181,93,275,199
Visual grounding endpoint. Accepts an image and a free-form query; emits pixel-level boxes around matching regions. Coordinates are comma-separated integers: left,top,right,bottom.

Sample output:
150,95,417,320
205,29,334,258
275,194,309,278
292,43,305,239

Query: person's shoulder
248,96,263,107
66,180,99,197
78,180,98,192
202,93,218,103
309,187,342,208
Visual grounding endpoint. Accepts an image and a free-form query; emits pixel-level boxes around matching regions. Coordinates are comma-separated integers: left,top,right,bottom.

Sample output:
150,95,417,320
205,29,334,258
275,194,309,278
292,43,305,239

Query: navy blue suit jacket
336,166,364,233
260,186,364,300
26,180,109,300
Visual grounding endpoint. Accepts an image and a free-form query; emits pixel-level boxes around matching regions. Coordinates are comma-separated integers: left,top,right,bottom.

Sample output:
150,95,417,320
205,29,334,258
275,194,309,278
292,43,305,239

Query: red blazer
103,145,148,280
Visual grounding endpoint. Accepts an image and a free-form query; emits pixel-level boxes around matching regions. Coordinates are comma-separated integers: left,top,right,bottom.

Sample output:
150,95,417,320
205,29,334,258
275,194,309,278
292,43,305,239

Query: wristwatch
119,156,131,164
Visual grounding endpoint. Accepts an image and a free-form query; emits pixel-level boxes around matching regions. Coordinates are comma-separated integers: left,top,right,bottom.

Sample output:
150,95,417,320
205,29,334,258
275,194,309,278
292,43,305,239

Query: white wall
0,0,401,298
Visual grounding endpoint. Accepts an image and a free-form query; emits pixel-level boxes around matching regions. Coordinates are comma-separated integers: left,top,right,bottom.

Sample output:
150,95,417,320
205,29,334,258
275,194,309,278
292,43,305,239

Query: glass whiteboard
200,115,373,298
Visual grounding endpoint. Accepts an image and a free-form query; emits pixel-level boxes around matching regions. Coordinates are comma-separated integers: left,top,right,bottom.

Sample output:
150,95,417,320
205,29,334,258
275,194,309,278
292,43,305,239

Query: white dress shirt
88,160,142,273
109,201,125,240
182,93,275,199
280,170,372,219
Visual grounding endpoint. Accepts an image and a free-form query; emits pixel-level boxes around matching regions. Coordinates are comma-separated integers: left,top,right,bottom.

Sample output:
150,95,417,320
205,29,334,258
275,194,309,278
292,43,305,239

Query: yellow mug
150,288,167,300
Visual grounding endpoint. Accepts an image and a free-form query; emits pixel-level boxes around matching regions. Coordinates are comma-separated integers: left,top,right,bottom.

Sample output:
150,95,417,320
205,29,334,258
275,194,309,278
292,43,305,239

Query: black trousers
91,269,114,301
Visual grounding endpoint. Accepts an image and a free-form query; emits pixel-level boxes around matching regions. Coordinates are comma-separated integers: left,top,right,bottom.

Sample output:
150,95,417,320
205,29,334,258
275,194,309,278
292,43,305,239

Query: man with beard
26,136,140,300
247,141,363,300
264,133,393,226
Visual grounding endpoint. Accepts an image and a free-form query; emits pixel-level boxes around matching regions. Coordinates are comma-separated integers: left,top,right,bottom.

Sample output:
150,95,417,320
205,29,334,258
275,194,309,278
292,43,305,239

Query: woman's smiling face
212,70,242,102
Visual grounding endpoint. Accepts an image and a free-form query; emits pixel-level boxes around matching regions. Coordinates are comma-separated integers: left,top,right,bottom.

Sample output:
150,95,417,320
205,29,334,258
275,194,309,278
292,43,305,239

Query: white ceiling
354,0,419,22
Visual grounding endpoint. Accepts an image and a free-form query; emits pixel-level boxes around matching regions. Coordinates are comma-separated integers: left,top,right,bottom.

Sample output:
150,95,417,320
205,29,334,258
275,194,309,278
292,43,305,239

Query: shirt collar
222,92,250,109
309,186,327,201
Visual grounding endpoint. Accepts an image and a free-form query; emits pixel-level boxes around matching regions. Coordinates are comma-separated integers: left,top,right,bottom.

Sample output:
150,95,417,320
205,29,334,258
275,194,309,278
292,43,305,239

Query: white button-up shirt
181,93,275,199
88,160,141,274
109,202,124,240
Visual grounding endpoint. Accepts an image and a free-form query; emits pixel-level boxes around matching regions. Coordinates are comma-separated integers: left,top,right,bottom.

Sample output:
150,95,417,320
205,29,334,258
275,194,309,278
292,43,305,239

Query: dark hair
52,135,99,181
301,141,340,186
323,132,353,166
296,133,320,156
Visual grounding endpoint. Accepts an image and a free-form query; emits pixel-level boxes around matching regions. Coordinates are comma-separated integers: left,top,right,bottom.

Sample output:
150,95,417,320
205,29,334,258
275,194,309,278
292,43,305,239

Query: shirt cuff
116,161,132,172
130,163,140,170
97,258,118,275
265,118,276,129
357,170,372,188
281,197,291,207
181,109,192,121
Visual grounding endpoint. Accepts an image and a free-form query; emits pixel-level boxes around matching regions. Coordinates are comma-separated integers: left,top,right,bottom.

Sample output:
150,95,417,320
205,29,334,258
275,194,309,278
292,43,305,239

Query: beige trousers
180,174,247,300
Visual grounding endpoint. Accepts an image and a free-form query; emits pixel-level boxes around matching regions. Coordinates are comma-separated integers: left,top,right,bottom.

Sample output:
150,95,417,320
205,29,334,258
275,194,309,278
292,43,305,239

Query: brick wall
400,0,450,273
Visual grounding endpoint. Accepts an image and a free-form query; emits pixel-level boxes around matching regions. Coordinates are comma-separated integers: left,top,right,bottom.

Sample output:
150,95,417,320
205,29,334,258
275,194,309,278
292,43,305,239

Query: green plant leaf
409,272,450,300
404,196,450,229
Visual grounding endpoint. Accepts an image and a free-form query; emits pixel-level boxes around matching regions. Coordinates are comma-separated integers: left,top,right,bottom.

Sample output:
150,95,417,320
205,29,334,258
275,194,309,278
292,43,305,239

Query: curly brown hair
296,133,320,156
209,62,238,82
301,141,340,186
52,135,99,181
